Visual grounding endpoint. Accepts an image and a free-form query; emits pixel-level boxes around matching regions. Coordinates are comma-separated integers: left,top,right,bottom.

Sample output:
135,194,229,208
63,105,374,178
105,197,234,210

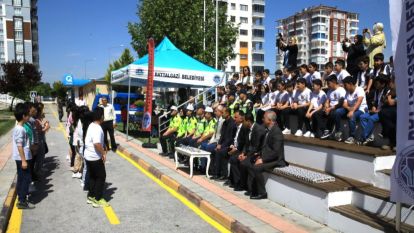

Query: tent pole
396,202,401,232
126,75,131,141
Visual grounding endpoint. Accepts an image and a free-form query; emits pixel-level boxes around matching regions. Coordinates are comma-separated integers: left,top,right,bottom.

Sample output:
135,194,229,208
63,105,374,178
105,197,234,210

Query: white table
175,146,211,178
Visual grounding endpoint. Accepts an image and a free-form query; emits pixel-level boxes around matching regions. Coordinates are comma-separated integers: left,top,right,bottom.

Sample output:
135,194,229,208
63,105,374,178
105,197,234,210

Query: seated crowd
158,52,396,200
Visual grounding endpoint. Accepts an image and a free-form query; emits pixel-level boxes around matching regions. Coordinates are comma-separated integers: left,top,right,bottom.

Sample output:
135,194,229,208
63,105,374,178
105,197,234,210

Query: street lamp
84,58,96,79
108,44,125,65
215,0,218,69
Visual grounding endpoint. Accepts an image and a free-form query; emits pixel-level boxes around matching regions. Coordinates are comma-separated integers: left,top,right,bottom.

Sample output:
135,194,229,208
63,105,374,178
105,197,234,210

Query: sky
38,0,391,83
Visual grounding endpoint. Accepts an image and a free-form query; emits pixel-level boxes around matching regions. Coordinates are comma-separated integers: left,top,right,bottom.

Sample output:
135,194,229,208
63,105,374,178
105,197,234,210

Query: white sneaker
66,155,70,161
310,133,315,138
303,131,312,137
282,128,291,135
294,130,303,137
72,172,82,179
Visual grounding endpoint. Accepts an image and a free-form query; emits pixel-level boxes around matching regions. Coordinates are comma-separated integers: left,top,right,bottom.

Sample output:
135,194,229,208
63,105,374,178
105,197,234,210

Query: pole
396,202,401,232
203,0,206,51
126,75,131,141
215,0,218,69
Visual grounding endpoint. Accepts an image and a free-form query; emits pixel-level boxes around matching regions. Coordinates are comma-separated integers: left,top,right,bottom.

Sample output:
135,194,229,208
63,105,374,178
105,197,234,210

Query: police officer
159,106,182,157
239,89,254,118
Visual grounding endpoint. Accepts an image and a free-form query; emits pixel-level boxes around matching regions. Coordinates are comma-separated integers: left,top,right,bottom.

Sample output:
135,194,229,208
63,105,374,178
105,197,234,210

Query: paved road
12,104,218,233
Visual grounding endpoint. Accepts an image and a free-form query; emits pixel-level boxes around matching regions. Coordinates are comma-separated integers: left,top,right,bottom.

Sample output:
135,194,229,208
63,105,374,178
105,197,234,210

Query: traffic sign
30,91,37,98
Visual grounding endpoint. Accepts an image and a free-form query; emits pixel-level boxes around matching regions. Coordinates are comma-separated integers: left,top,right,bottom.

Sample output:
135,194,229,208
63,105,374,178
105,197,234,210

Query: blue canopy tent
61,74,91,87
111,37,224,88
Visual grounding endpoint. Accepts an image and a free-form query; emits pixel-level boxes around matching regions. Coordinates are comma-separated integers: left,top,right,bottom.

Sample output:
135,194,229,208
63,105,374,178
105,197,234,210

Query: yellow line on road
116,151,230,233
48,105,121,225
6,201,22,233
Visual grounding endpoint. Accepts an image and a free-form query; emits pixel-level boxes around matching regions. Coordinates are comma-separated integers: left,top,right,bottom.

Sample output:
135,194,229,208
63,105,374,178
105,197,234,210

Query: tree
0,61,42,110
33,82,53,97
128,0,238,69
51,81,68,100
104,48,135,82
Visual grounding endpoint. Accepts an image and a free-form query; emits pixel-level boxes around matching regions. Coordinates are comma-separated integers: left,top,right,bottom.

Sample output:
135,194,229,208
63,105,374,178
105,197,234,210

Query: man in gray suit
246,110,288,200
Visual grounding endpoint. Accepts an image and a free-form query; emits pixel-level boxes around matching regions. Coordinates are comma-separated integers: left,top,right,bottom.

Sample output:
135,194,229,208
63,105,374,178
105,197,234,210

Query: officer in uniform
239,89,255,119
159,106,182,157
227,94,239,117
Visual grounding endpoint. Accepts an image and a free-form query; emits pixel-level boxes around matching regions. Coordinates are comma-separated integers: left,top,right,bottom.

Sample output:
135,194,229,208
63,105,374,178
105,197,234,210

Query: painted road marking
48,105,120,225
6,201,22,233
116,151,230,233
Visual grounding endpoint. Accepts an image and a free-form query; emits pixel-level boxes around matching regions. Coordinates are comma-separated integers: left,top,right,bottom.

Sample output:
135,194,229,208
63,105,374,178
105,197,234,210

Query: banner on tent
143,38,155,132
390,0,414,205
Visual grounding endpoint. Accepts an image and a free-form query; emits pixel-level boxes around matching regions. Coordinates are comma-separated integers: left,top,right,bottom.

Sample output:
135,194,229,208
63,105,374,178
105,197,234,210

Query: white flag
390,0,414,205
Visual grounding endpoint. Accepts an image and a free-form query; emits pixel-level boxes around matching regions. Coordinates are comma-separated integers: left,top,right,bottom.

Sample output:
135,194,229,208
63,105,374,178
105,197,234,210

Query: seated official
193,107,216,171
159,106,181,157
231,113,266,193
200,105,224,173
212,107,236,180
225,111,249,187
179,106,206,147
245,111,288,200
175,105,196,160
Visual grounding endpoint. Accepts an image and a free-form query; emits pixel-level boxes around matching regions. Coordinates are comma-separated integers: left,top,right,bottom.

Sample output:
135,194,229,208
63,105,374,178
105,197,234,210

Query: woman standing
84,107,109,208
342,35,365,78
241,66,253,87
279,36,298,69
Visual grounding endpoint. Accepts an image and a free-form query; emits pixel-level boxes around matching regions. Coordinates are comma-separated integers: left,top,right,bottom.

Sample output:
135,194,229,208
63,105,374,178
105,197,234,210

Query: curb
0,175,17,233
117,145,255,233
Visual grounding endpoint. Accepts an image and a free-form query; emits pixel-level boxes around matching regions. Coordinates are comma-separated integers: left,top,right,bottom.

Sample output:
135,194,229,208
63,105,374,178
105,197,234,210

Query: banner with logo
142,38,155,132
390,0,414,205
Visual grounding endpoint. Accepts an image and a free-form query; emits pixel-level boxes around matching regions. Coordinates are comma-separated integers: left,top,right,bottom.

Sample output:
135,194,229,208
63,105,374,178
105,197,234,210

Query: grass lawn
115,124,160,144
0,109,13,118
0,119,14,136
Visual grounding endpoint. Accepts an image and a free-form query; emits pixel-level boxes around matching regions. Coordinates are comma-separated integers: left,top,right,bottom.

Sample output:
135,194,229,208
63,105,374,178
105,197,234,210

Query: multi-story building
276,5,359,70
224,0,265,73
0,0,39,71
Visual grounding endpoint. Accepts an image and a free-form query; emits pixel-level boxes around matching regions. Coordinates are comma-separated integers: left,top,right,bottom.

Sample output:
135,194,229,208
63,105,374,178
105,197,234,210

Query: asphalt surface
17,105,218,233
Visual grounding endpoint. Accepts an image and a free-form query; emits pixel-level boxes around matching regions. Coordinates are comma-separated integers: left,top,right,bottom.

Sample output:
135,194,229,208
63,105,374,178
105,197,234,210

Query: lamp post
215,0,218,69
84,58,96,79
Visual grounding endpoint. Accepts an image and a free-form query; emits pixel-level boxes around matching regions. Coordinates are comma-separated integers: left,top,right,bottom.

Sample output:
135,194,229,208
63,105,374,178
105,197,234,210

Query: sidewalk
115,132,337,233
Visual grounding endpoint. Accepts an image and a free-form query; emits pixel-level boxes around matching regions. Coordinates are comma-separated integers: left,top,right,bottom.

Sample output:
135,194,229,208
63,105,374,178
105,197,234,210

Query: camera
363,28,369,33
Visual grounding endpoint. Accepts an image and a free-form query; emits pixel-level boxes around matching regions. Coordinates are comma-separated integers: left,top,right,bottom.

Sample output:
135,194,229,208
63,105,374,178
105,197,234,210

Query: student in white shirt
241,66,253,86
305,79,327,138
274,81,292,133
357,56,374,93
84,107,110,208
308,62,322,86
299,64,311,86
320,75,346,139
323,62,335,88
335,59,351,85
281,78,311,136
334,76,368,144
373,53,392,78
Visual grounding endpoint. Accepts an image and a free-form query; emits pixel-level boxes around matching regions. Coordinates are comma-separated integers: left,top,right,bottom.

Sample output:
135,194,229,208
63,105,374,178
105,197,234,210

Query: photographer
342,35,365,78
277,34,298,69
363,23,386,68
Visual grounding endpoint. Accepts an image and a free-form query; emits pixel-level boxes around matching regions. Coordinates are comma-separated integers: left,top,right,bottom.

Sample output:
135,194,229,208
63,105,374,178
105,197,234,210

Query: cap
186,105,194,111
205,107,213,113
170,106,178,111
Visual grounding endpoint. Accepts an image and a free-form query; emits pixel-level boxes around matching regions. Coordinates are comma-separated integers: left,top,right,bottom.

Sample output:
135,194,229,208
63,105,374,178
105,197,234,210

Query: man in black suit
246,110,288,200
212,107,236,180
226,111,249,188
229,112,266,192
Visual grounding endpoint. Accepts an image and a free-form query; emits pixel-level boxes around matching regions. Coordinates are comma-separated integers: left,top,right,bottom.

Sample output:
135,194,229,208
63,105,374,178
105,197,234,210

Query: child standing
13,103,34,209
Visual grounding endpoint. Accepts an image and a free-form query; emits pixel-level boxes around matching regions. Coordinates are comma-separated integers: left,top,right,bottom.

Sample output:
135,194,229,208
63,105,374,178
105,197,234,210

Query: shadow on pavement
104,182,117,202
29,156,59,204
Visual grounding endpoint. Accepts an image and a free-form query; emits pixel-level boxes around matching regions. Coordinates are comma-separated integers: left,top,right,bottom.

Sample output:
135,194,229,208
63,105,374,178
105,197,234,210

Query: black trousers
160,133,176,154
379,106,396,146
274,109,286,130
229,154,247,189
102,120,116,150
311,110,328,138
16,160,32,203
244,160,279,195
281,107,310,132
213,147,229,177
86,159,106,201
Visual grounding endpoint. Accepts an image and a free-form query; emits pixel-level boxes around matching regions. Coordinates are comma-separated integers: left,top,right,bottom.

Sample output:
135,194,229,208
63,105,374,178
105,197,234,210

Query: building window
14,18,22,30
240,17,248,24
240,41,248,48
16,54,24,61
15,31,22,40
13,0,22,6
252,54,264,61
311,33,327,40
240,54,248,60
230,16,235,22
253,17,263,26
231,3,235,10
253,42,263,50
240,29,248,36
240,4,248,11
253,4,265,13
14,7,21,15
253,29,264,37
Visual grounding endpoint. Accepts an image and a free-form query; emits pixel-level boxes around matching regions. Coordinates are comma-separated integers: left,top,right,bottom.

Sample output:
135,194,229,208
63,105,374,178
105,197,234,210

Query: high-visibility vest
194,118,206,138
177,117,188,138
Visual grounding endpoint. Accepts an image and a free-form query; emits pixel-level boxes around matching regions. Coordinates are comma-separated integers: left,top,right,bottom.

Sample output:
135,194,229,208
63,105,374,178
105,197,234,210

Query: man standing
99,97,117,151
246,111,288,200
159,106,181,157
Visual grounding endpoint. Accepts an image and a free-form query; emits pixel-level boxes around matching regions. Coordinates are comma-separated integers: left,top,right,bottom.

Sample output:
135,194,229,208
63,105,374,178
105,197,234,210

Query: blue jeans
360,113,379,140
335,108,364,137
16,160,32,203
199,142,216,169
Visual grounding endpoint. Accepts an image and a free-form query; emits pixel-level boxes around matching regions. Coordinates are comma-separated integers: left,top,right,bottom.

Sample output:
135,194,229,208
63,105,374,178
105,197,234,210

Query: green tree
128,0,238,69
104,48,135,82
33,82,53,97
0,61,42,110
51,81,68,99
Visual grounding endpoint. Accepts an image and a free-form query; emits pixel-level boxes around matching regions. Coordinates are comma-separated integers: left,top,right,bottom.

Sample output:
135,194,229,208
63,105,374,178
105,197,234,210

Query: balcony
252,60,265,66
252,11,265,17
252,36,265,42
252,24,264,30
252,0,265,5
252,48,264,54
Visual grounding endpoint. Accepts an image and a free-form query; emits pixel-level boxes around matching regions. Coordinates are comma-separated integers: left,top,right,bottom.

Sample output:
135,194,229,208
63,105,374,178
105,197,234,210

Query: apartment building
225,0,265,73
276,5,359,70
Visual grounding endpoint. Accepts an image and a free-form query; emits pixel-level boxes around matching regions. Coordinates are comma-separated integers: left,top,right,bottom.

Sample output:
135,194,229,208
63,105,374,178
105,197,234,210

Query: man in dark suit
212,107,236,180
226,111,249,188
246,110,288,200
229,112,266,192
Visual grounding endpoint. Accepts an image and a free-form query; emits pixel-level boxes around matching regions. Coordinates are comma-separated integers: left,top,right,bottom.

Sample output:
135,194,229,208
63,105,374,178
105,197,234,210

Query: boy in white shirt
357,56,374,93
335,59,351,85
305,79,327,138
320,75,346,139
334,76,368,144
281,78,311,136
